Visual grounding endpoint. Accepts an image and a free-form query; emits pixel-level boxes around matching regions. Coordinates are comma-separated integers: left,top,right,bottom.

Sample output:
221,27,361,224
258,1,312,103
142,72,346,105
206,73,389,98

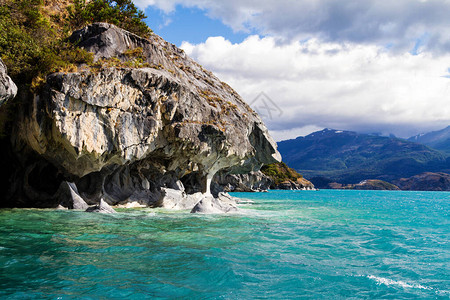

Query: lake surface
0,190,449,299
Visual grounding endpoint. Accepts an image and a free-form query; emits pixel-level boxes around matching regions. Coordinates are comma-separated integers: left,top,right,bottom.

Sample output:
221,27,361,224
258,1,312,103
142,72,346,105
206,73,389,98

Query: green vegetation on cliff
0,0,150,87
67,0,150,38
261,162,303,185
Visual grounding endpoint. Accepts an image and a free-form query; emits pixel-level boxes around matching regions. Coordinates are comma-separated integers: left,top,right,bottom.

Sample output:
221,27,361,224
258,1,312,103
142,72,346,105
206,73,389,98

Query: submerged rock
1,23,280,211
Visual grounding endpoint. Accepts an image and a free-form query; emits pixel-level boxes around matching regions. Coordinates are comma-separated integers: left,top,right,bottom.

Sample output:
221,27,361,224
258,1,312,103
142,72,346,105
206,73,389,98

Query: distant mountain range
277,128,450,187
408,126,450,154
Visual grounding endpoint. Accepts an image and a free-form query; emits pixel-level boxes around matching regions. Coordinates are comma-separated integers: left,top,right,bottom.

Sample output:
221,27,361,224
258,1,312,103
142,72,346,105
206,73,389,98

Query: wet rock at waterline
191,194,239,214
86,199,116,214
56,181,89,210
212,170,272,194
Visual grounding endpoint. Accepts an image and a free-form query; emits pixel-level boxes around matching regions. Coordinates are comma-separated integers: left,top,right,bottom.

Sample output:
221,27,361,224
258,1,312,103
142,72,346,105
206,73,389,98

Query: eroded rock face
86,199,116,213
3,23,280,211
0,59,17,106
212,170,316,193
56,181,89,210
211,171,273,194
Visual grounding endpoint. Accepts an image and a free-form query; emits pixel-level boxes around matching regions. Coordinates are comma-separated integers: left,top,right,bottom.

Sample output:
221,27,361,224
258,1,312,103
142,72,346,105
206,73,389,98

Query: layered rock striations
0,59,17,106
212,169,315,194
212,171,273,194
273,177,315,190
0,23,280,212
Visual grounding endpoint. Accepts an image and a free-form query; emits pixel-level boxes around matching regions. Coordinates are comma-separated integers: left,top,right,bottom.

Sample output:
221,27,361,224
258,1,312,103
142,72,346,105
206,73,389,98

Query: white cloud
182,36,450,140
137,0,450,139
134,0,177,13
269,126,325,142
139,0,450,53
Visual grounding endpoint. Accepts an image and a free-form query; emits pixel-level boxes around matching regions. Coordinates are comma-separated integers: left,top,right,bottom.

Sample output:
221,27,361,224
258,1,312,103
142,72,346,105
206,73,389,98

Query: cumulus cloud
138,0,450,53
137,0,450,139
182,36,450,139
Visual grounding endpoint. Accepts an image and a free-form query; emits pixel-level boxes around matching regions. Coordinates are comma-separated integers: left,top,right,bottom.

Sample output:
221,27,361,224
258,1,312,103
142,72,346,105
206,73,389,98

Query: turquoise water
0,190,449,299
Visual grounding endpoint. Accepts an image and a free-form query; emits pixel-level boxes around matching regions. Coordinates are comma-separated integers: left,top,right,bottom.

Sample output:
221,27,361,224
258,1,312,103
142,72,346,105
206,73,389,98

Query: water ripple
0,190,448,299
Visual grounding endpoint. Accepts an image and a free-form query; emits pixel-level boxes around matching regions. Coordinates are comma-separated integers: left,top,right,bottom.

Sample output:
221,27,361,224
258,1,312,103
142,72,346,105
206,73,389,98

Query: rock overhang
1,23,281,212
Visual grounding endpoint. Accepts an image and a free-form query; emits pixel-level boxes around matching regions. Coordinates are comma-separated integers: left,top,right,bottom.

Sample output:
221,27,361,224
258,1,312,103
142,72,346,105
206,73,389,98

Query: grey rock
160,188,239,212
190,195,238,214
212,170,273,195
0,58,17,106
159,188,203,210
86,198,116,213
55,181,89,210
217,192,239,205
185,192,208,208
5,23,280,210
173,180,185,193
159,188,185,209
274,180,315,190
213,169,316,193
70,23,148,62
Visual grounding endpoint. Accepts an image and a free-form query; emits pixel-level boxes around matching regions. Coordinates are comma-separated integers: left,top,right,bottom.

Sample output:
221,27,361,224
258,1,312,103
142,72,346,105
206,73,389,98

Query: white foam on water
230,207,285,220
367,275,433,291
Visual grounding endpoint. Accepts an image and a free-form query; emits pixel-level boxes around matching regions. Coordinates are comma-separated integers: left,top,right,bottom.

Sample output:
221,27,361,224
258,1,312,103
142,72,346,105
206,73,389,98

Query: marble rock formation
1,23,280,213
0,59,17,106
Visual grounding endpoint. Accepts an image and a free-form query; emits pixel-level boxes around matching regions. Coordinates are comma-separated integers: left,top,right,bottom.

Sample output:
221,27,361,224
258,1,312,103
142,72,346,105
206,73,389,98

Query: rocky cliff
0,23,280,212
273,177,315,190
211,168,315,194
211,171,273,194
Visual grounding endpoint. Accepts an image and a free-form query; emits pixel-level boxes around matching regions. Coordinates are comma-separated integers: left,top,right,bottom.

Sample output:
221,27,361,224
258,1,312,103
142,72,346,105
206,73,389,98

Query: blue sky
137,0,450,141
144,6,250,46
